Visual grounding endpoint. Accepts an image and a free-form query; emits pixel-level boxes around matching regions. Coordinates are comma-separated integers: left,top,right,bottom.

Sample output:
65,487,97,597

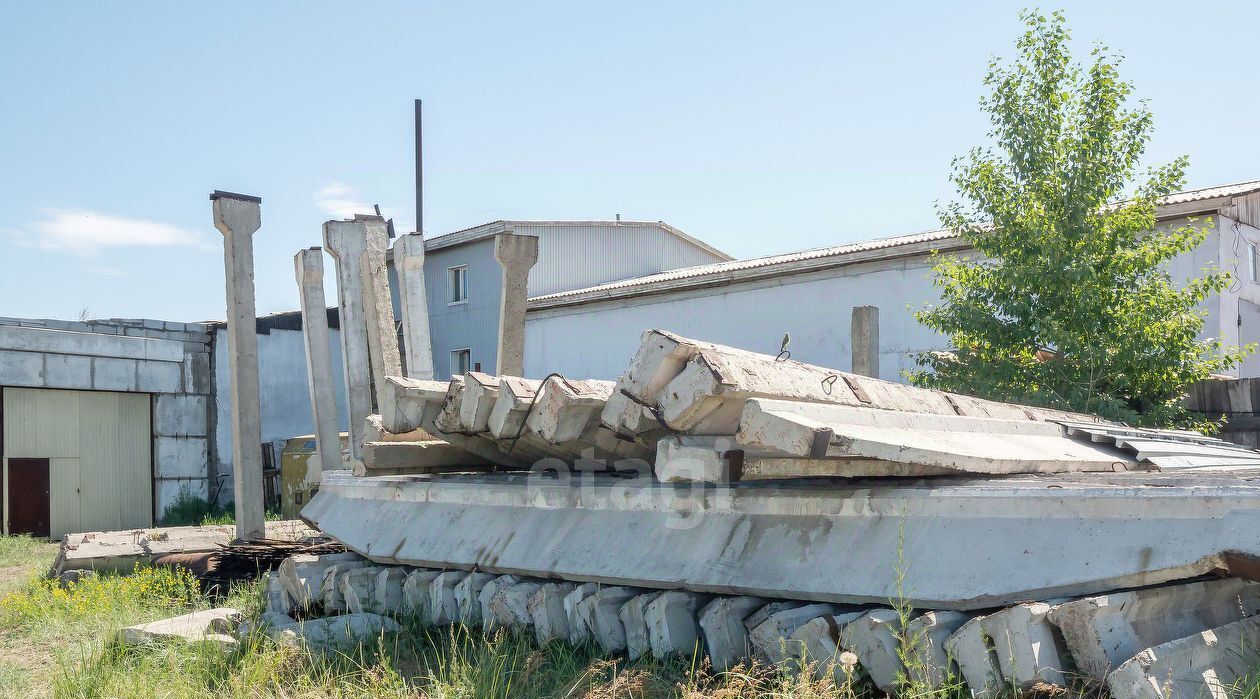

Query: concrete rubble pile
294,329,1260,699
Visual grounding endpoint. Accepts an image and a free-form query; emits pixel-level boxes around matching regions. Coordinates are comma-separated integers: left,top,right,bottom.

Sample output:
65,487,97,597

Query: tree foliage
909,10,1248,427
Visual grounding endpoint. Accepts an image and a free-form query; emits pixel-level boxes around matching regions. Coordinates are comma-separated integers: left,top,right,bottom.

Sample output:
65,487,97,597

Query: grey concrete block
374,568,407,615
428,571,468,626
278,552,366,612
92,356,138,391
645,590,711,660
115,607,240,649
479,575,520,633
981,602,1068,688
0,349,44,387
154,394,209,437
455,572,496,626
528,582,577,646
185,352,211,394
402,570,442,622
154,437,209,479
489,581,542,632
562,583,600,645
839,608,904,693
905,610,972,690
700,596,767,672
340,566,386,614
143,319,165,331
43,353,92,389
620,591,662,660
1108,616,1260,699
137,359,181,393
944,615,1003,699
749,603,839,665
577,586,641,654
0,324,184,362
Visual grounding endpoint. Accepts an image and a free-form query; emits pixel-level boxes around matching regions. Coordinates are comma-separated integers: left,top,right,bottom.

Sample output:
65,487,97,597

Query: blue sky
2,1,1257,322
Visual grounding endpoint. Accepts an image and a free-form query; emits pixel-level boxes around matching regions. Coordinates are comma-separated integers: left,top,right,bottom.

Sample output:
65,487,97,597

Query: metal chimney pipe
414,99,423,235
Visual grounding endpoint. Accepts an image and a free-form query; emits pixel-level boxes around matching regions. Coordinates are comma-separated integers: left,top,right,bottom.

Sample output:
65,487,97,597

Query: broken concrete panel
269,612,402,652
263,572,293,616
737,399,1131,475
154,394,209,438
528,582,578,646
700,596,767,672
487,377,543,439
655,436,736,483
490,581,543,632
0,348,43,387
455,572,497,626
748,603,839,665
619,591,663,660
340,566,387,614
1107,616,1260,699
433,376,472,434
278,551,365,612
153,437,209,479
92,356,138,391
981,603,1069,688
380,376,449,434
526,377,614,445
645,590,712,660
479,575,521,633
839,608,905,693
945,615,1003,698
576,586,641,654
42,353,91,389
304,470,1260,610
1048,577,1260,682
905,610,971,690
402,570,442,622
562,582,600,645
323,561,378,613
374,568,408,614
788,612,865,681
116,608,240,649
393,233,435,380
428,571,468,626
601,330,705,436
136,359,181,393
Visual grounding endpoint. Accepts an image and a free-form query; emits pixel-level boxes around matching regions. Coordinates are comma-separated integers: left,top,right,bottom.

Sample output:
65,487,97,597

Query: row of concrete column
211,191,540,538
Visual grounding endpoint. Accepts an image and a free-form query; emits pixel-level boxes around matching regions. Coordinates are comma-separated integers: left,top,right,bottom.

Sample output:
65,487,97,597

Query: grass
159,487,284,527
1,534,1259,698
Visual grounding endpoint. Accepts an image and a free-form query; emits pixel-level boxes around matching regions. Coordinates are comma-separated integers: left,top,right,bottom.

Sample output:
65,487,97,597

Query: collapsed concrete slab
645,590,711,660
905,610,971,690
52,520,317,576
1048,577,1260,681
428,571,468,626
576,586,641,654
455,572,497,626
529,582,578,646
479,575,520,633
620,591,663,660
748,603,839,664
1107,616,1260,699
278,551,365,612
944,614,1004,697
402,569,442,621
116,608,241,649
839,608,904,693
302,470,1260,610
981,602,1069,688
700,596,767,672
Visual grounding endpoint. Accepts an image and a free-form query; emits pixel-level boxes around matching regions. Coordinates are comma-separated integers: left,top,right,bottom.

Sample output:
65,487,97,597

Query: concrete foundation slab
1107,616,1260,699
428,571,468,626
1048,578,1260,681
700,595,767,672
528,582,578,646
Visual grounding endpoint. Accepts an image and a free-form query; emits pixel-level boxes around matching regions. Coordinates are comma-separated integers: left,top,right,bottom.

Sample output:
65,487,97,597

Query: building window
1249,241,1257,282
449,265,468,304
451,348,471,376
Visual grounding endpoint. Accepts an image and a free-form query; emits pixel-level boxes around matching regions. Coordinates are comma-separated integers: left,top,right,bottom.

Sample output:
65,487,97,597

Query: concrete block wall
0,316,214,521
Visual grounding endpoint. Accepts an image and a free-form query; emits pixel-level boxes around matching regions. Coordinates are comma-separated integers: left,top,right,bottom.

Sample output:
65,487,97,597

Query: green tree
909,10,1248,428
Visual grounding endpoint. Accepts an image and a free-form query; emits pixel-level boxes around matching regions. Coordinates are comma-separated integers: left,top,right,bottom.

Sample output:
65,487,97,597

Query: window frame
450,348,471,376
1248,241,1258,283
448,265,468,305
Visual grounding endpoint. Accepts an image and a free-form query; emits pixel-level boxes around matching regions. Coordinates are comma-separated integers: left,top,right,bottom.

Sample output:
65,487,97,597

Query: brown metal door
8,458,50,537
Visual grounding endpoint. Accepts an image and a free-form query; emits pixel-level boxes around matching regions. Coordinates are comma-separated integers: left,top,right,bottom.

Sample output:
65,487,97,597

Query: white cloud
15,209,210,255
314,181,378,219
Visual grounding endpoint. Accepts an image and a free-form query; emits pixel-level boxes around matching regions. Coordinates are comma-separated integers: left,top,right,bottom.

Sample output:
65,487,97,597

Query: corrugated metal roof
529,180,1260,307
1058,421,1260,471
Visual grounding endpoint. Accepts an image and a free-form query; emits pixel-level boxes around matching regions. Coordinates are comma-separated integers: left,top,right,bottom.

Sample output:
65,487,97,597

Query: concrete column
360,216,402,394
851,305,880,378
210,190,265,541
392,233,435,379
493,232,539,376
294,248,343,475
323,216,373,461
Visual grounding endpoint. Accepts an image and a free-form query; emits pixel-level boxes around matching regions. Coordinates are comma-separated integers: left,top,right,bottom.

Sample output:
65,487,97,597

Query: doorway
7,458,50,537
